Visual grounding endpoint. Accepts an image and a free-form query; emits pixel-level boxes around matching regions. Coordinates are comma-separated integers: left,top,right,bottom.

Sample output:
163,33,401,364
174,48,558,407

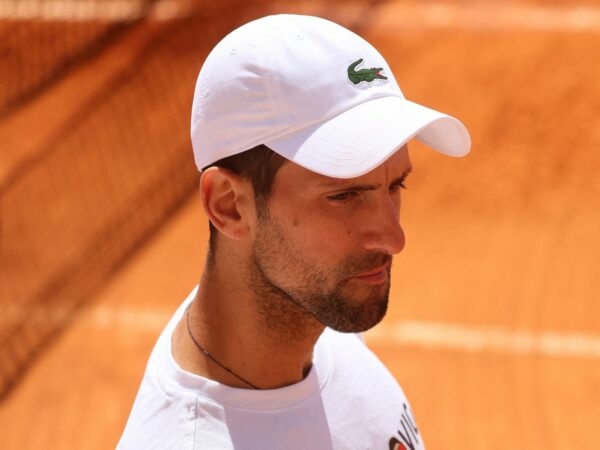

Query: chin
321,294,389,334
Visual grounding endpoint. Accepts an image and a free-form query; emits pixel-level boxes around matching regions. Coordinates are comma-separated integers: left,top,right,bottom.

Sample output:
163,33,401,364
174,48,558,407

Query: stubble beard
250,213,392,334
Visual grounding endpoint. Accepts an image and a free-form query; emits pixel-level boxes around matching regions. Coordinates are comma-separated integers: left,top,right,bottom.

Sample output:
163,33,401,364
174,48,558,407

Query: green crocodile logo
347,58,387,85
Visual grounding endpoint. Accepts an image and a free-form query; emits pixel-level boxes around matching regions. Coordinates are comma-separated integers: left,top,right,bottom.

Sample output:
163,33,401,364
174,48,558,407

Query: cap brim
265,95,471,179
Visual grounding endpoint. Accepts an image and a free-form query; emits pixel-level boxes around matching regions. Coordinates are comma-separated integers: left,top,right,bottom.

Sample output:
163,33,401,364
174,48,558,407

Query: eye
390,180,407,193
327,190,359,202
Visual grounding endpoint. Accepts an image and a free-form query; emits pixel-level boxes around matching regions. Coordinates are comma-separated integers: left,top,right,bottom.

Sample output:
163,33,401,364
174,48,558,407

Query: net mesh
0,0,262,400
0,0,158,117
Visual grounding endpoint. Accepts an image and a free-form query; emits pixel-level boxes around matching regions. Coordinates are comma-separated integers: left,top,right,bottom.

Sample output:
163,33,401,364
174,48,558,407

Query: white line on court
87,305,174,331
1,0,600,32
0,0,189,21
82,305,600,360
365,320,600,359
370,2,600,33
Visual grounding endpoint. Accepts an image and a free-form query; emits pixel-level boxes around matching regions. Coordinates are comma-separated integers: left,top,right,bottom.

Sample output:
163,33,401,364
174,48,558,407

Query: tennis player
118,14,470,449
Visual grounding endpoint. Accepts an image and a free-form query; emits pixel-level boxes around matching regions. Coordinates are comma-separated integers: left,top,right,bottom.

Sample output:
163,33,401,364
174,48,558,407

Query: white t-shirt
118,288,425,450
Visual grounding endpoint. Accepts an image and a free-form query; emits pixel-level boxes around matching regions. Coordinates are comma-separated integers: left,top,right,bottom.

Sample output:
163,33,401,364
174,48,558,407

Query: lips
351,264,390,285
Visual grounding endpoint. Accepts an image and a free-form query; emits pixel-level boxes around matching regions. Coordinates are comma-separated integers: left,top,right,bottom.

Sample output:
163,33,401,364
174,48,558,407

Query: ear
199,167,255,240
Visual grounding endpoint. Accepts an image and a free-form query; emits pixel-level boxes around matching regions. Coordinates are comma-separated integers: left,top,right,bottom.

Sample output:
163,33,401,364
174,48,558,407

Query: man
118,14,470,450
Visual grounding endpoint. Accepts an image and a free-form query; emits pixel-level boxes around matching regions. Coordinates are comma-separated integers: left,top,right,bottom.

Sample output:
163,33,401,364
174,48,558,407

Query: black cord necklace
185,305,259,390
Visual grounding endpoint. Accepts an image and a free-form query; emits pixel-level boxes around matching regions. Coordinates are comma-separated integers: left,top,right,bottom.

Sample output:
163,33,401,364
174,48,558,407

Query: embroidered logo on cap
347,58,388,85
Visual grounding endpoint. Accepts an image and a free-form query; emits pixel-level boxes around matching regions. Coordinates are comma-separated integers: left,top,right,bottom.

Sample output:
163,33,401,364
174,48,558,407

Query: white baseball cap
191,14,470,178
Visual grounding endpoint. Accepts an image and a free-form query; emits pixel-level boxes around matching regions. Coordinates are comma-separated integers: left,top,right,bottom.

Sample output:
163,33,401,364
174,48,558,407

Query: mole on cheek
292,217,300,227
347,229,352,235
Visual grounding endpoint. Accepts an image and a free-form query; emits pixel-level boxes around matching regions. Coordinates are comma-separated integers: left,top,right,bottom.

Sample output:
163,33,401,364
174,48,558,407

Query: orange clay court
1,1,599,449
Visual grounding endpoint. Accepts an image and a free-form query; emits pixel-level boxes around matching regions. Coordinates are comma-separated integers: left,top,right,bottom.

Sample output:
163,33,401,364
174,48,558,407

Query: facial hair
250,212,392,334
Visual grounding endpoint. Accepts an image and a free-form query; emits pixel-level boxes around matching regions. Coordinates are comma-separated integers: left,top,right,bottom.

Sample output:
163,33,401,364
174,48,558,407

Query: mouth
351,264,390,285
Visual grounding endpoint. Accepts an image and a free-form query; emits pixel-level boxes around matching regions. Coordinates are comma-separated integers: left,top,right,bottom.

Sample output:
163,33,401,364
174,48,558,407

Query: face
248,147,412,333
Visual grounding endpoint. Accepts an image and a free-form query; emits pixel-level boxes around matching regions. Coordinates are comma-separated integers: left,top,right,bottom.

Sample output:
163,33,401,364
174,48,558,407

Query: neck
172,258,324,390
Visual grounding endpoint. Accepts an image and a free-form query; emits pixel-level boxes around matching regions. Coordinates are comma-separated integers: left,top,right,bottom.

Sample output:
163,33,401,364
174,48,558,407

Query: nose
362,196,406,255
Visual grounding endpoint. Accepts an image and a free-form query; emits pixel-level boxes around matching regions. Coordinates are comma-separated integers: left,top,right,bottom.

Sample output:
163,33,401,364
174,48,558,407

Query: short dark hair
202,144,287,255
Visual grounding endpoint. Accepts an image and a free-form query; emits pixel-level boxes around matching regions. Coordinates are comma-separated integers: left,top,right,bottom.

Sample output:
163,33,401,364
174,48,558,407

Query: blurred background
1,0,599,448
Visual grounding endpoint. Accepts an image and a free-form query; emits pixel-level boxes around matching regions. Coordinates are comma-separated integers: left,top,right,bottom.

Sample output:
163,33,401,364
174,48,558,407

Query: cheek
275,204,357,254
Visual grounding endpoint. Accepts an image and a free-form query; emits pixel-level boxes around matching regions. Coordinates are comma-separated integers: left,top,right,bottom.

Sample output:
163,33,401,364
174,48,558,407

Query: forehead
275,146,411,189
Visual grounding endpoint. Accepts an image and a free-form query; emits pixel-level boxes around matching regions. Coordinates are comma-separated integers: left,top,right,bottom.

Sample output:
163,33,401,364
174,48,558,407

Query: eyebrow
319,167,413,191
